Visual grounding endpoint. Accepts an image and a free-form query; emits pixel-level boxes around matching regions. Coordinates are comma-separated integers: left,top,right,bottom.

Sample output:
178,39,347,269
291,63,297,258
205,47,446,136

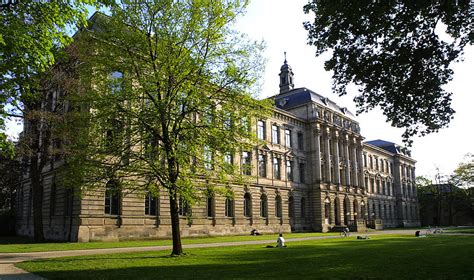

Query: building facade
16,59,420,242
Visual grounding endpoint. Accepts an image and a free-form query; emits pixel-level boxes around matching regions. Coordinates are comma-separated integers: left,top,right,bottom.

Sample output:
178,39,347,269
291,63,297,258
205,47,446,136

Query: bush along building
15,56,420,242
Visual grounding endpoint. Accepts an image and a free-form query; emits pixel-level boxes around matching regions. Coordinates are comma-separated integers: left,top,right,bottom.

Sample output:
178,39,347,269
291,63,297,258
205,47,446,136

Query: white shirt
277,236,285,247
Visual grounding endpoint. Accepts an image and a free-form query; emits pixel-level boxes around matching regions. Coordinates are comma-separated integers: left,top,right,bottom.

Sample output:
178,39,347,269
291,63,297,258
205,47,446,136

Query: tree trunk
169,191,183,255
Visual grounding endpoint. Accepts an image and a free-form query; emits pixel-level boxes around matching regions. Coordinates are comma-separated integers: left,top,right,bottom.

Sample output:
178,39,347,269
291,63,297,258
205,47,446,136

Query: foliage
451,153,474,188
0,0,111,242
67,1,270,255
303,0,473,144
16,235,474,279
416,159,474,226
0,0,106,141
0,152,20,210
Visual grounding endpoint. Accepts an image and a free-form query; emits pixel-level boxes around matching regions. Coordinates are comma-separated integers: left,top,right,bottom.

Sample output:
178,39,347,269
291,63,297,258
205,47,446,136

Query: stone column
313,124,322,182
333,131,340,185
357,140,364,187
351,138,359,187
324,127,332,184
344,135,351,187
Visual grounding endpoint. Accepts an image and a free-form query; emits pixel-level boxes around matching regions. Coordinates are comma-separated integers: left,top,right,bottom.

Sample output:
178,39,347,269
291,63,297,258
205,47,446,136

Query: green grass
0,232,339,253
16,235,474,279
443,227,474,234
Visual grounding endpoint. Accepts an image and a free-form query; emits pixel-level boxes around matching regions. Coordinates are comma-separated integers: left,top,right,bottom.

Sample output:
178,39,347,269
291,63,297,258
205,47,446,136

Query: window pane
257,120,265,140
272,125,279,144
285,129,291,147
258,154,266,177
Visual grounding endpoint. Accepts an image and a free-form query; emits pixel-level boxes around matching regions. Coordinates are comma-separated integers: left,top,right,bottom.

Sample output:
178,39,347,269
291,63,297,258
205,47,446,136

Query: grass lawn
0,232,339,253
16,235,474,279
443,227,474,234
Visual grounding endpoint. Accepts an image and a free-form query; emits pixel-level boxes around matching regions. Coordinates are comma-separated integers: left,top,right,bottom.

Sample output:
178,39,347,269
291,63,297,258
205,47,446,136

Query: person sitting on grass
277,233,286,248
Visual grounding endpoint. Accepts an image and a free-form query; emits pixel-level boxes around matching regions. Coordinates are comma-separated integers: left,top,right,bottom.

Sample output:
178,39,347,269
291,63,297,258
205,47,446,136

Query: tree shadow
16,236,474,279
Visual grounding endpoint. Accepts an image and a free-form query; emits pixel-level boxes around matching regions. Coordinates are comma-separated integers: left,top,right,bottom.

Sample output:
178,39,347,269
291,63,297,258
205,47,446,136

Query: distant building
15,26,420,241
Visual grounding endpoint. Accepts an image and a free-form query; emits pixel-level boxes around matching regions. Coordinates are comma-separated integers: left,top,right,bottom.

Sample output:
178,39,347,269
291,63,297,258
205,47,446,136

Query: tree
68,1,269,255
0,0,109,241
451,153,474,188
0,150,20,211
303,1,473,144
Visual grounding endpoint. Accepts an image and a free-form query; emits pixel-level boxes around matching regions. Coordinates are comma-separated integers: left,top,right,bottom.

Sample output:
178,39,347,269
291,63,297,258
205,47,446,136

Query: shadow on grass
16,235,474,279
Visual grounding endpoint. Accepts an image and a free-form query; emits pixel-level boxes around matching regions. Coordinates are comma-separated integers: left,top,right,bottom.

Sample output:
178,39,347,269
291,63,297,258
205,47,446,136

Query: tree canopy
303,0,473,144
0,0,110,241
67,1,269,255
0,0,108,156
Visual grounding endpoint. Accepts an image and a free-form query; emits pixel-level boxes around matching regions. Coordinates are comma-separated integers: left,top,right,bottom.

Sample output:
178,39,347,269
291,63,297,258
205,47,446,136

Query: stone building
15,58,420,242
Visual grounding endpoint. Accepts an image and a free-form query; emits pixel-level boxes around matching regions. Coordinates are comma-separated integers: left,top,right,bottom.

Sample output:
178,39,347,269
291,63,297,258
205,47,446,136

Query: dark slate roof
272,87,356,120
365,139,412,157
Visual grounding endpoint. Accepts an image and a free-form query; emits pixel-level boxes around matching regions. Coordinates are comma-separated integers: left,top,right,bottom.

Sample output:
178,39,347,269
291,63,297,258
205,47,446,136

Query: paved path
0,229,447,279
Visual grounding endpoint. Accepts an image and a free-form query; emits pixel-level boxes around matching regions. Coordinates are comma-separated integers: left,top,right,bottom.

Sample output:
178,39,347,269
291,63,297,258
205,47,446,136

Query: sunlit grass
0,232,339,253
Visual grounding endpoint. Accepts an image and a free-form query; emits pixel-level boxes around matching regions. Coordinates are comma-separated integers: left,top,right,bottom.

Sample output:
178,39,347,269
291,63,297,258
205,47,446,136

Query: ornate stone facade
15,59,420,242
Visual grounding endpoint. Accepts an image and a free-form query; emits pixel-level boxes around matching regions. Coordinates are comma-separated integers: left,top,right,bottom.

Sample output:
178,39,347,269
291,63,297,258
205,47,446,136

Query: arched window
324,197,331,224
275,195,282,218
145,192,157,216
334,198,340,225
353,199,359,220
105,180,120,215
260,194,268,217
225,198,234,217
300,197,306,218
207,194,214,218
244,193,252,217
288,196,294,218
360,201,366,220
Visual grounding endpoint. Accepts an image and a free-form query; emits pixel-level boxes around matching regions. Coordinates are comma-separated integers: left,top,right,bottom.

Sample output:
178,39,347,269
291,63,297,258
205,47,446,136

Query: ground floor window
244,193,252,217
145,192,157,216
275,195,282,218
260,194,268,217
225,198,234,217
105,180,120,215
178,196,190,216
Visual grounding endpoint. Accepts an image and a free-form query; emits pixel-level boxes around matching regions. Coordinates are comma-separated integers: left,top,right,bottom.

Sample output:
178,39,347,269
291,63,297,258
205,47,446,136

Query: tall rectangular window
272,124,279,144
273,157,281,180
285,129,292,147
224,153,233,165
105,180,120,215
286,160,293,181
299,163,305,183
257,120,265,140
225,198,234,217
207,195,214,218
241,151,251,175
258,153,267,177
145,192,157,216
297,132,304,150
